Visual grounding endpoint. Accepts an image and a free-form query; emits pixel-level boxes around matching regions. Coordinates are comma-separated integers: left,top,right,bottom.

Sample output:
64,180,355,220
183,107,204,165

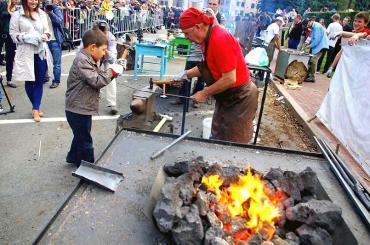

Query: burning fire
201,168,283,242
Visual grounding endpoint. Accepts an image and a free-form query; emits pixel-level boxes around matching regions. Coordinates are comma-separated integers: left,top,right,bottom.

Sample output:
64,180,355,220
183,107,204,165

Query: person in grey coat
65,29,124,166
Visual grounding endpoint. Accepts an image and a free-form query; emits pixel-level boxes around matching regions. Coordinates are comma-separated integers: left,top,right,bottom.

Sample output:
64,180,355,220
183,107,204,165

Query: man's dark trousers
65,110,94,165
178,60,204,103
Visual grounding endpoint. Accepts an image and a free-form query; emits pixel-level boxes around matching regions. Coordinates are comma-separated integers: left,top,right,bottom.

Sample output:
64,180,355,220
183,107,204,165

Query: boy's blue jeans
65,110,94,166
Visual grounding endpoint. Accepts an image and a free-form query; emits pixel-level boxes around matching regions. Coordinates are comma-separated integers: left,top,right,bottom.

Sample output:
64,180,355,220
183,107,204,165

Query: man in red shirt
175,8,258,143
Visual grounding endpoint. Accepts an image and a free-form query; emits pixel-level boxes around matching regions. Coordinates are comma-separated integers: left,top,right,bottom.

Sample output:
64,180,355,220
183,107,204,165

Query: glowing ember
201,168,283,242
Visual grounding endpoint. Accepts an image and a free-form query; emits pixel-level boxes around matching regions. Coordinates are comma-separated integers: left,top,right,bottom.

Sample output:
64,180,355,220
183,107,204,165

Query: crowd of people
0,0,163,112
233,7,369,83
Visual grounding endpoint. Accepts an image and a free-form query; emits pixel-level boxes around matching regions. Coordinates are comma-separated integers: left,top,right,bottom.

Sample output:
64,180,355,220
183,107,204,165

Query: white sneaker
325,68,333,77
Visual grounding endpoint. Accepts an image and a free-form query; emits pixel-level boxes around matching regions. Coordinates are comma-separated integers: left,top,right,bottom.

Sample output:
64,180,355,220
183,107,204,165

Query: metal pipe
253,71,270,144
314,137,370,230
321,140,370,211
150,130,191,160
181,81,191,134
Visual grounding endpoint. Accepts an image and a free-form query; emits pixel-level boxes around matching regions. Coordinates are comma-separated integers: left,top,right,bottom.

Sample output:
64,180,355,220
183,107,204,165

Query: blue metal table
134,42,168,80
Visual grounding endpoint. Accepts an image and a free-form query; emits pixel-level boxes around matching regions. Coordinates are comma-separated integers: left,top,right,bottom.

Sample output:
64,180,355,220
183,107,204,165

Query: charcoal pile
153,157,342,245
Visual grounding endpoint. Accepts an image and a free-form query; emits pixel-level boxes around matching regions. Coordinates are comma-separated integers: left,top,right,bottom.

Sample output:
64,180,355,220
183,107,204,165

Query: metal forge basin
39,129,369,244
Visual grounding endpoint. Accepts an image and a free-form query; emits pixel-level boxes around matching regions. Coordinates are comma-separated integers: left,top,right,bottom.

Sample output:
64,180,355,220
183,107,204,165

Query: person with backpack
44,0,64,88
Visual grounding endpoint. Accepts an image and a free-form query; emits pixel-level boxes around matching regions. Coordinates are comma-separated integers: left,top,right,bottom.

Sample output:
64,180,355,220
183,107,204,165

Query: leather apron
197,26,258,143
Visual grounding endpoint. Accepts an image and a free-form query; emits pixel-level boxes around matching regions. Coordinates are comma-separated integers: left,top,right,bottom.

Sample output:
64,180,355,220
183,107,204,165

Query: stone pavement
270,53,370,191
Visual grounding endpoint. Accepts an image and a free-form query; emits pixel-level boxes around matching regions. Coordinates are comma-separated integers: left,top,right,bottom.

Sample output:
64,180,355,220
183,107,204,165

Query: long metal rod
253,71,270,144
181,81,191,134
320,140,370,211
314,137,370,230
32,127,126,244
119,80,193,99
150,130,191,160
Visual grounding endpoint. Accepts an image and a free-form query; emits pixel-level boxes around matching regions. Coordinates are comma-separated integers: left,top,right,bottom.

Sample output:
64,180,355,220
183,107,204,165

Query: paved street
0,31,188,244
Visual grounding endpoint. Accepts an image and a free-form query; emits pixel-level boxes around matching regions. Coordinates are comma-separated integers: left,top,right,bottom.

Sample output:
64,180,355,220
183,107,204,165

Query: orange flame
201,168,281,239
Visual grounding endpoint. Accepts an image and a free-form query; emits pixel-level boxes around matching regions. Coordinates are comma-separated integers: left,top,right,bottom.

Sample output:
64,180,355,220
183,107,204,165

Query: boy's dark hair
355,11,369,25
82,29,108,48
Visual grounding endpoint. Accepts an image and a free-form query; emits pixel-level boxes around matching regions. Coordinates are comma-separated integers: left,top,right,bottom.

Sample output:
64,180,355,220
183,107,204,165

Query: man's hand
173,70,189,81
191,90,208,103
110,63,124,76
348,34,360,46
117,58,127,70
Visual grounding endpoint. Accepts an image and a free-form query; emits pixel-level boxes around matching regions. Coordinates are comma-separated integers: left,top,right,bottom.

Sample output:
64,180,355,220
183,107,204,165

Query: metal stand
180,81,191,134
0,75,15,115
248,65,272,145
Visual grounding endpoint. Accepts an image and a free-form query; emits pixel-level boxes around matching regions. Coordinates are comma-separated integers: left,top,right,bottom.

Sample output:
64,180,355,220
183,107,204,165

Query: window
251,3,255,9
241,2,245,7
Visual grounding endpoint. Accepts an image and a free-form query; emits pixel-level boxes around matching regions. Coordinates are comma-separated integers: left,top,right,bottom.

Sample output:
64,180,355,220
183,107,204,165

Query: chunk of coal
180,206,190,219
210,237,229,245
205,164,223,176
224,236,235,245
164,156,208,177
207,211,223,230
284,171,304,191
275,227,286,238
220,166,243,186
299,167,319,194
272,235,295,245
283,197,295,208
172,204,204,245
279,171,303,201
215,204,231,224
247,233,263,245
259,222,275,240
231,217,249,233
261,242,274,245
205,227,224,245
196,190,208,216
177,173,197,205
301,194,317,203
285,199,341,233
286,232,300,244
264,168,284,182
164,160,191,176
153,180,183,233
296,224,332,245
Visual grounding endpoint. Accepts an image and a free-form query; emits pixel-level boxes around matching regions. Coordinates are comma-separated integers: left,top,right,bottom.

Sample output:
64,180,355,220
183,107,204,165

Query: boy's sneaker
0,104,3,112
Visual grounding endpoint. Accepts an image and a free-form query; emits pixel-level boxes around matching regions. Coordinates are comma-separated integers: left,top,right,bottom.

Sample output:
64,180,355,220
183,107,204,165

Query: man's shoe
109,106,118,115
170,99,183,105
0,104,3,112
7,82,16,88
325,67,333,78
50,82,59,89
305,76,315,83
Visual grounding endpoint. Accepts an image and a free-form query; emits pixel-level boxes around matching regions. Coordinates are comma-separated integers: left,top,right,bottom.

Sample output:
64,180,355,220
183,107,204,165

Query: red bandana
179,7,214,30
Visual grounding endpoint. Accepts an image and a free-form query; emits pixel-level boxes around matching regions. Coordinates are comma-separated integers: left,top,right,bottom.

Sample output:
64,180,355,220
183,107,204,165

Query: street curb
270,79,319,141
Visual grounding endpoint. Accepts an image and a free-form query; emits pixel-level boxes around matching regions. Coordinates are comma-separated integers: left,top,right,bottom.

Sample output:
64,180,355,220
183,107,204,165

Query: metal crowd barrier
62,8,164,43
